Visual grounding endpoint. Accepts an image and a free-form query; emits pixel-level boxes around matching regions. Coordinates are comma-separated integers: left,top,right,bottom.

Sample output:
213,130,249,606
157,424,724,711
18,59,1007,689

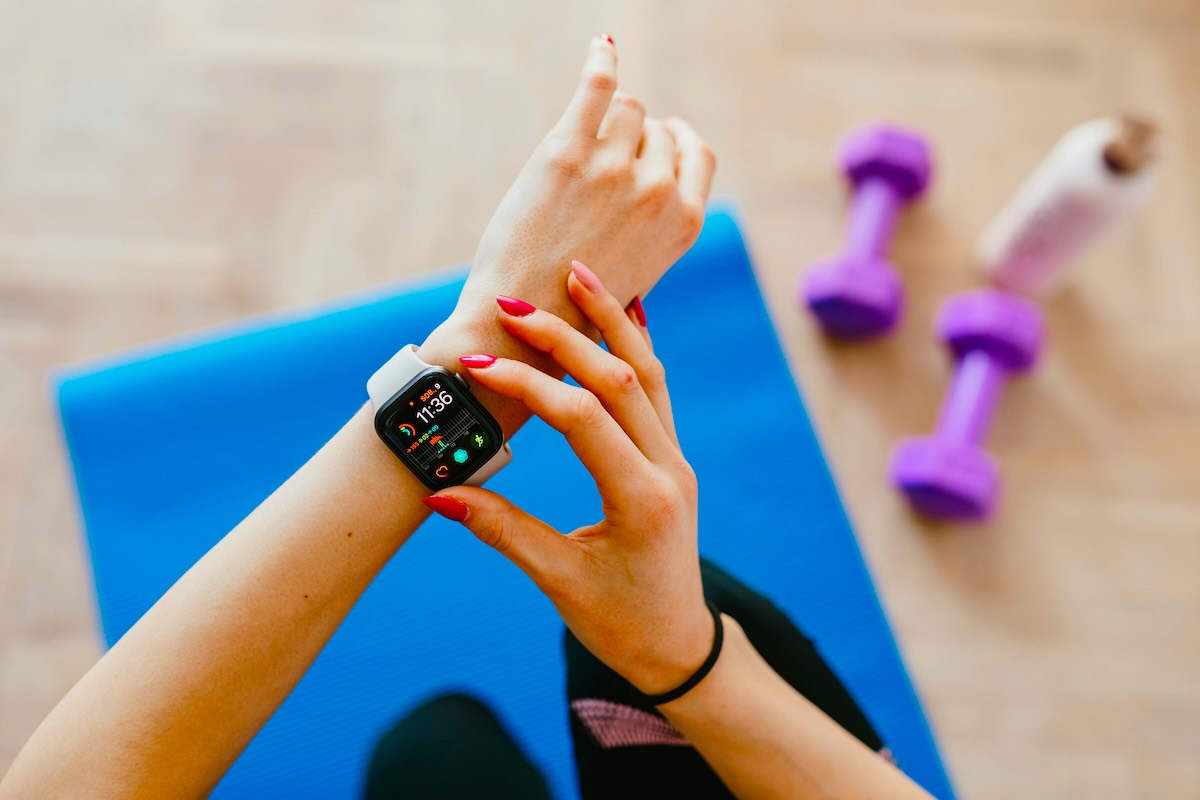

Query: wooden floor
2,1,1198,797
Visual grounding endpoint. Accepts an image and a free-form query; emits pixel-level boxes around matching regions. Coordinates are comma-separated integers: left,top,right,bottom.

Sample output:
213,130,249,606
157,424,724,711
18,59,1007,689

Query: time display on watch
377,370,503,488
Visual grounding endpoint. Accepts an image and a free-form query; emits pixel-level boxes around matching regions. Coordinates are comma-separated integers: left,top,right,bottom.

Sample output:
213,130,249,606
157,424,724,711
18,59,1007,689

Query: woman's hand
426,268,935,800
418,36,714,437
424,260,712,695
423,36,715,378
463,36,714,317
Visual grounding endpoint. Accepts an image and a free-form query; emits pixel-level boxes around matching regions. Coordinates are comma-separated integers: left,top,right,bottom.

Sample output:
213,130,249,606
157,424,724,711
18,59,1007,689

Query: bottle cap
1103,115,1158,174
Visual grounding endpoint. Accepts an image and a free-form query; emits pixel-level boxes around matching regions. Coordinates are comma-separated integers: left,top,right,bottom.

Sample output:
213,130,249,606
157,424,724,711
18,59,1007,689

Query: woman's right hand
424,260,713,696
430,266,936,800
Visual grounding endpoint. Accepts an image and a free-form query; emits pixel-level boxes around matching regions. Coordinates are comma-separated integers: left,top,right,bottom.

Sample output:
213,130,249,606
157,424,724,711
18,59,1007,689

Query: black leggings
364,559,885,799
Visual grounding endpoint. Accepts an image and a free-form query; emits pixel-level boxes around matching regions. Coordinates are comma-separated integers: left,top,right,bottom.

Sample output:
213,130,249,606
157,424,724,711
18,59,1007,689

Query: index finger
552,36,618,139
567,262,679,445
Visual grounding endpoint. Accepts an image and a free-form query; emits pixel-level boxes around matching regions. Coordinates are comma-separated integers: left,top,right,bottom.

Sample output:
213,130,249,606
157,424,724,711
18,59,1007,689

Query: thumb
423,487,570,590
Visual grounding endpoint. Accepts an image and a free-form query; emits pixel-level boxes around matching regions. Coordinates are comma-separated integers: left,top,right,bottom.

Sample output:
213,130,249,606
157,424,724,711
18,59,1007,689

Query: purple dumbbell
801,124,933,337
890,289,1045,520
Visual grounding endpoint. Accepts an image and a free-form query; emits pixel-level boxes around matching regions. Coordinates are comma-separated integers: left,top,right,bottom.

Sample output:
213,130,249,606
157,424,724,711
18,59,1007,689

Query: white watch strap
366,344,426,409
367,345,511,487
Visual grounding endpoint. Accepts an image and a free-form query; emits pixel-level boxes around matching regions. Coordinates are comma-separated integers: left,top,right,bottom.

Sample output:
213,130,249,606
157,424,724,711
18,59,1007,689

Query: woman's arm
429,264,931,799
0,37,715,799
659,618,931,800
2,404,424,798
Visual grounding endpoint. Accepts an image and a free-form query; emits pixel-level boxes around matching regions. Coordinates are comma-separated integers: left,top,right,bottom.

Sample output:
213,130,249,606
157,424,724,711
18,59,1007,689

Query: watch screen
380,372,502,487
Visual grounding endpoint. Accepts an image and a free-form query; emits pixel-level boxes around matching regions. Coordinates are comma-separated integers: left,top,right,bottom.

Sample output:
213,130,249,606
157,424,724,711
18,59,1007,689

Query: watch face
376,370,503,489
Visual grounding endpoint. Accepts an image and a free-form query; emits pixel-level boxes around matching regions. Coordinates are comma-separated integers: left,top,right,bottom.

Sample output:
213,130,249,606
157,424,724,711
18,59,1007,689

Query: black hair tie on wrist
641,601,724,706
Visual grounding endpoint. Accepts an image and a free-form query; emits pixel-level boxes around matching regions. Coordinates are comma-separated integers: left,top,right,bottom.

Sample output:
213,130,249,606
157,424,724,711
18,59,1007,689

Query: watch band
366,344,427,409
368,345,512,487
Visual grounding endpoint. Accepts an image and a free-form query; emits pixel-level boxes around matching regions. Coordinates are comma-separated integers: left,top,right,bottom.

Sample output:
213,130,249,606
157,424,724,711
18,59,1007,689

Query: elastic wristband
641,602,724,706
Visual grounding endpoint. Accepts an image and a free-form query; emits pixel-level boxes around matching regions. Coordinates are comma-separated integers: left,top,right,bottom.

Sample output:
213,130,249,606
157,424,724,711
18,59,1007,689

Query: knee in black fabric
364,692,552,800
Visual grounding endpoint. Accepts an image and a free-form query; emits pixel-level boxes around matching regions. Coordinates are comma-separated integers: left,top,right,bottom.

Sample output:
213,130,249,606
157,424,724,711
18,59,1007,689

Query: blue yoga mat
56,207,955,799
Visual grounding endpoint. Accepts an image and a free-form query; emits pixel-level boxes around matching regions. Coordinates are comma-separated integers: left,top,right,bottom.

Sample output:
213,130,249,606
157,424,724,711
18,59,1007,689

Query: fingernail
423,495,470,522
571,260,604,293
496,295,536,317
602,34,614,45
459,354,497,368
629,296,647,326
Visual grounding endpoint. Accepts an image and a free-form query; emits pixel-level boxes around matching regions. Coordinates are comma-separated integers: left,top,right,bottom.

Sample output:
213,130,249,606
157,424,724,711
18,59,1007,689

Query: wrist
416,298,577,438
458,260,598,338
656,614,755,716
625,604,719,697
415,311,493,371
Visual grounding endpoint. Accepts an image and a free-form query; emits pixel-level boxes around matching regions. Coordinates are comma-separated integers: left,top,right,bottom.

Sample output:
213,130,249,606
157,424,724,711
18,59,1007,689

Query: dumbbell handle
844,177,904,259
935,350,1008,445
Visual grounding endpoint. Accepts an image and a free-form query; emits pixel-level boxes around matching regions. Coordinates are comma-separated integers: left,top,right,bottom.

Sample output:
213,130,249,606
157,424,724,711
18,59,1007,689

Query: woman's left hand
416,37,714,436
426,37,715,352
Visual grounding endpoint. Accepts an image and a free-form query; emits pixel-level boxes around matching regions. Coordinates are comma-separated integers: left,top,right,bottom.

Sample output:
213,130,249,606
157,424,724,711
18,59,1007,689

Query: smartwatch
367,345,511,489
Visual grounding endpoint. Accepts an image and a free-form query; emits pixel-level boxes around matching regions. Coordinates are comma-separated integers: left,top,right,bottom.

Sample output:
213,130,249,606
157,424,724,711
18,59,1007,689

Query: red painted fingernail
459,354,497,368
496,295,536,317
602,34,614,45
423,495,470,522
629,296,647,326
570,260,604,293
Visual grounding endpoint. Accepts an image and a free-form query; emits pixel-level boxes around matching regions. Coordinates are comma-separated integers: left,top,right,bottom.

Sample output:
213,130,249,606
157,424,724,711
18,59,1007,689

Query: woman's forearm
3,407,421,798
0,317,544,799
660,617,933,800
